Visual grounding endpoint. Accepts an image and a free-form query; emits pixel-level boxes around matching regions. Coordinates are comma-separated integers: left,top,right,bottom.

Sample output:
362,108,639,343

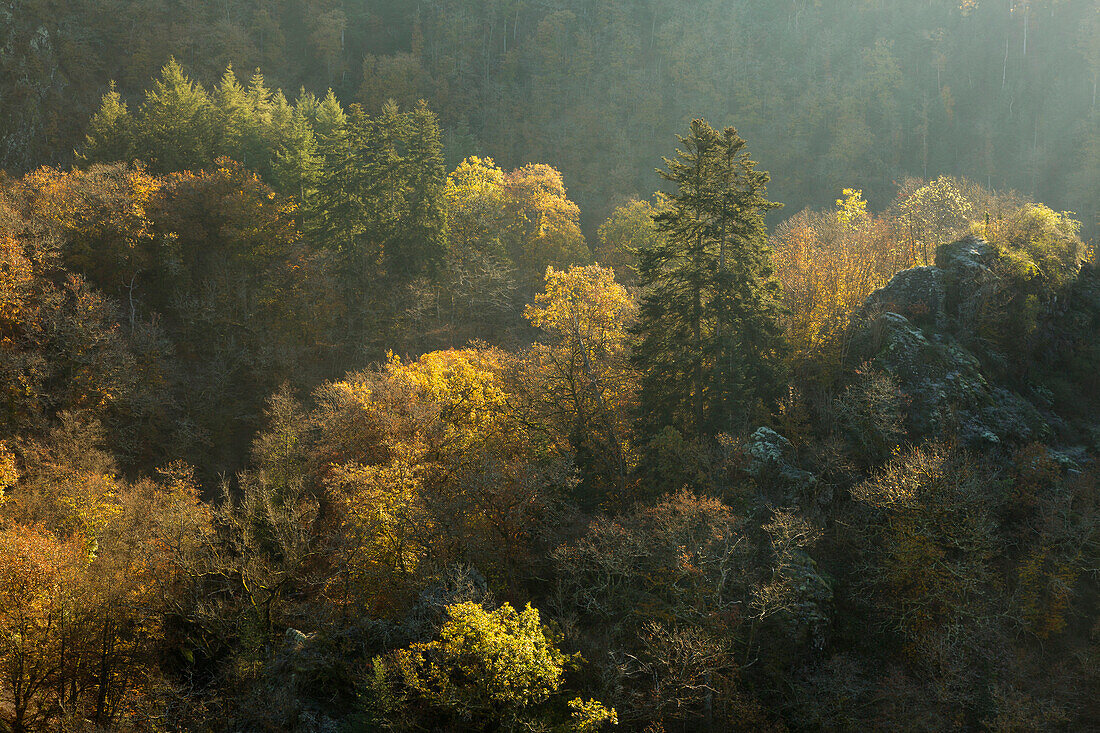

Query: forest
1,1,1100,731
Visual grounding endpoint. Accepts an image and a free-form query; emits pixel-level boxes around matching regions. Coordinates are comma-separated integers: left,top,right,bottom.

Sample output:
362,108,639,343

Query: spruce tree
133,59,213,173
271,91,320,200
633,119,784,441
79,81,134,165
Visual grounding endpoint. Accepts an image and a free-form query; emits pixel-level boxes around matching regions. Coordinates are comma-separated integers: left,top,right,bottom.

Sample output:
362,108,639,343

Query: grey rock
284,627,316,653
936,235,1002,331
1046,446,1090,474
935,234,997,279
853,310,1045,447
747,427,817,489
861,265,946,326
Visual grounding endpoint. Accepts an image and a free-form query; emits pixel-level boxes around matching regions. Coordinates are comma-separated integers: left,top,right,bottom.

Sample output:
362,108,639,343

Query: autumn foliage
2,54,1100,731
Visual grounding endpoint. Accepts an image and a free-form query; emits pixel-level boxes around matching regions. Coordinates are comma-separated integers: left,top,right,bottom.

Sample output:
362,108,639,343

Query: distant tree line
2,0,1098,239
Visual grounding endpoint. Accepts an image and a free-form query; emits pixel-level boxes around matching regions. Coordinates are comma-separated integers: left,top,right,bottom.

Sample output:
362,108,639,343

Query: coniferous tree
393,101,447,282
79,82,134,166
132,59,213,173
633,119,784,442
270,90,321,200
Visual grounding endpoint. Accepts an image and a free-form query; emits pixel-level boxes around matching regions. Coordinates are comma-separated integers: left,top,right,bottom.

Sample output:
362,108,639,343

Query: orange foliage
14,164,161,292
770,194,919,376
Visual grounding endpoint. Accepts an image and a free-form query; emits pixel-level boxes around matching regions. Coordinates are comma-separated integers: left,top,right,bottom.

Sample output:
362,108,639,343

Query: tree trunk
93,617,114,726
693,230,704,437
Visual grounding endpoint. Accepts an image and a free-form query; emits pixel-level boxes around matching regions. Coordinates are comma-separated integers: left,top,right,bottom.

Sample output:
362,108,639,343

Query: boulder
935,234,997,281
284,627,316,652
935,235,1000,331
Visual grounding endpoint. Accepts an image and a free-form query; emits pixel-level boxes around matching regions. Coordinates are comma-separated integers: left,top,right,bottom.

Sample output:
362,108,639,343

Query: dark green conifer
633,119,784,441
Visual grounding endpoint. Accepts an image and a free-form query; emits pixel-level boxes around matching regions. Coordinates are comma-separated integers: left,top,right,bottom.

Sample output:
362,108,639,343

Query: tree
501,163,591,290
212,67,277,177
971,203,1087,371
308,100,447,355
132,59,213,173
770,190,917,378
633,120,784,442
0,426,211,732
269,91,321,200
0,525,84,733
550,490,767,727
80,82,135,166
851,445,1001,646
369,601,616,731
426,156,519,344
21,164,161,311
147,159,306,475
897,176,974,265
595,197,669,286
521,265,637,506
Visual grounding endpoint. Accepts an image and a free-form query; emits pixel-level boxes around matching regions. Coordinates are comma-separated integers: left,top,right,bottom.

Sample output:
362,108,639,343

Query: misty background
3,0,1097,237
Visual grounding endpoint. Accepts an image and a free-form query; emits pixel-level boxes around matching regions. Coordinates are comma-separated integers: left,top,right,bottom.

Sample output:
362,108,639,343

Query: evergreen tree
307,97,446,355
633,119,784,441
79,82,134,165
133,59,213,173
391,101,447,281
212,66,251,163
211,66,274,175
270,91,321,200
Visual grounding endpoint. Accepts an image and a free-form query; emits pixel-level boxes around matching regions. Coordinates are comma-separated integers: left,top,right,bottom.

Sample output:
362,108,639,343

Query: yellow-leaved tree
594,197,669,286
896,176,974,265
313,346,565,612
367,600,616,731
771,189,919,380
502,163,591,288
521,264,638,506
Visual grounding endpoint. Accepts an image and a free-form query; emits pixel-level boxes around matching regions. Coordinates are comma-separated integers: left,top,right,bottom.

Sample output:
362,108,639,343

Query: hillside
2,1,1098,239
1,35,1099,733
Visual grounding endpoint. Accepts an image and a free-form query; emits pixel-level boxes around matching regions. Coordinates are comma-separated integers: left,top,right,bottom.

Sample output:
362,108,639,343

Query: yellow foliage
0,443,16,502
0,229,34,333
502,163,591,283
382,600,609,726
522,265,638,500
973,203,1085,288
835,188,869,227
317,346,547,607
55,471,124,560
594,197,667,285
771,201,919,376
388,347,509,447
525,264,635,356
897,175,973,264
445,156,508,260
330,442,431,589
445,157,590,285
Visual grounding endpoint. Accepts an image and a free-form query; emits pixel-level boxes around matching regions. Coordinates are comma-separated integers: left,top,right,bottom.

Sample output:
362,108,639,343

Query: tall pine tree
633,119,784,441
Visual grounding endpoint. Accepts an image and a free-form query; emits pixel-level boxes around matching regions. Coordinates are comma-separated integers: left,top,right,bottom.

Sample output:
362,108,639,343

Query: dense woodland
3,0,1100,237
2,2,1100,732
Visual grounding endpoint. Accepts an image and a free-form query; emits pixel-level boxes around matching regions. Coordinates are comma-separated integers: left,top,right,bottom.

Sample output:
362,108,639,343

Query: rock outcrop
851,236,1047,447
860,266,946,327
746,427,816,488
